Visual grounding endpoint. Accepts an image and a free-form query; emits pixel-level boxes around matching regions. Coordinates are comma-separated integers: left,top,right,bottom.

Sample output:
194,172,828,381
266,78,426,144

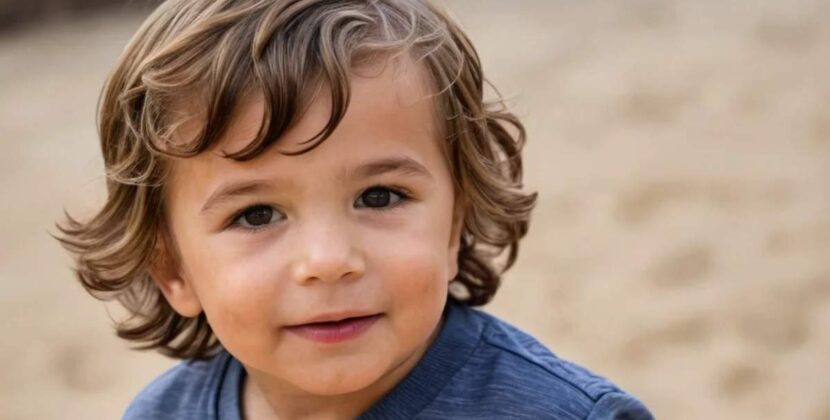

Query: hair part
56,0,537,359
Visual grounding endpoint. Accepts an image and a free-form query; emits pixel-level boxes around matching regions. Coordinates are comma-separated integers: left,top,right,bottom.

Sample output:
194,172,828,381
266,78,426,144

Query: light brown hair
56,0,537,359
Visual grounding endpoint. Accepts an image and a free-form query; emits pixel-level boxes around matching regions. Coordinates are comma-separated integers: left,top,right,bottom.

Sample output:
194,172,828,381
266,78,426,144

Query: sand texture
1,1,828,419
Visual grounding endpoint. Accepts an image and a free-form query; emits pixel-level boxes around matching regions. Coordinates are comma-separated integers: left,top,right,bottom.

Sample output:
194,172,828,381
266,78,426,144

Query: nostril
292,262,364,285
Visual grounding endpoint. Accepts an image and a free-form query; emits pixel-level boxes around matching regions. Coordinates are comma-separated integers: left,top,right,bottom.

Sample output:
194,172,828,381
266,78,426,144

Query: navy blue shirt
124,301,653,419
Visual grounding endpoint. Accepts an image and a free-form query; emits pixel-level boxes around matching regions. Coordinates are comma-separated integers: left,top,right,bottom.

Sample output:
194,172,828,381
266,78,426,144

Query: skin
150,57,464,419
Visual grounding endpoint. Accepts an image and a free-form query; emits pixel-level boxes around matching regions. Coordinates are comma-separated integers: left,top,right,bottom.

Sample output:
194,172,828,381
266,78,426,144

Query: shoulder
428,307,653,420
123,351,234,420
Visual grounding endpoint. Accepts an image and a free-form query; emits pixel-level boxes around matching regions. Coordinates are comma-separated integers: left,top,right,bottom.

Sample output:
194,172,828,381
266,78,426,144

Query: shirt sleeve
585,392,655,420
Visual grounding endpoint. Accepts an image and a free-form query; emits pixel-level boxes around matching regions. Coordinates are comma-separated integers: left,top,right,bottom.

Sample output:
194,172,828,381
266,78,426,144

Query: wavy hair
56,0,537,359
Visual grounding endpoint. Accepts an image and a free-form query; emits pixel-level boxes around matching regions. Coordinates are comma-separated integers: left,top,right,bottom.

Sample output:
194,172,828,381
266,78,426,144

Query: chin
290,357,388,396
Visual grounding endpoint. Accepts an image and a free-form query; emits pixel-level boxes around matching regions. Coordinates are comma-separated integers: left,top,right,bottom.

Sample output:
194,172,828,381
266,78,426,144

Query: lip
290,310,381,326
284,313,382,344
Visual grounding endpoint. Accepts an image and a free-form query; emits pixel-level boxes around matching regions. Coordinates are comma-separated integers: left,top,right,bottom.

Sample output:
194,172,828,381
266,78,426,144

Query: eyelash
358,185,411,212
226,184,412,233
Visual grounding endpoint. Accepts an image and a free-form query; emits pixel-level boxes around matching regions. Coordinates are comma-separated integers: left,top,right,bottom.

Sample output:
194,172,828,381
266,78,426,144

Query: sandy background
1,0,829,419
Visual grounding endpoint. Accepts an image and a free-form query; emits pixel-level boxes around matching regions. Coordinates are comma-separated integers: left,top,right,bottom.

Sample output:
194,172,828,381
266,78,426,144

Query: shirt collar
358,299,485,419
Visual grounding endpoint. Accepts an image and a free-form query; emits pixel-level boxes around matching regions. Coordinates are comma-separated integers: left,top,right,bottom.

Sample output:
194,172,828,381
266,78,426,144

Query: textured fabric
123,301,654,419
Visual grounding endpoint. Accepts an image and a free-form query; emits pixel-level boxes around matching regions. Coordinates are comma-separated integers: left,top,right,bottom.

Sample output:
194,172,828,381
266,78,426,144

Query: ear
447,196,466,281
148,232,202,318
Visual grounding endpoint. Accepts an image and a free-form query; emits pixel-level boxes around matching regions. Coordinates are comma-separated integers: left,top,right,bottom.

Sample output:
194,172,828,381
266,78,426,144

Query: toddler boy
57,0,654,418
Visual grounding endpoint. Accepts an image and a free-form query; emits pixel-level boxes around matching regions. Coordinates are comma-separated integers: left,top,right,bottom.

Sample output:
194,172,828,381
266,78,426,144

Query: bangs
126,0,453,165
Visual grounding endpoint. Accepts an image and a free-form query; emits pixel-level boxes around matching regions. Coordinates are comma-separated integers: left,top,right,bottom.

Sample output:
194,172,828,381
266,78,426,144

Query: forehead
167,56,447,197
236,57,437,154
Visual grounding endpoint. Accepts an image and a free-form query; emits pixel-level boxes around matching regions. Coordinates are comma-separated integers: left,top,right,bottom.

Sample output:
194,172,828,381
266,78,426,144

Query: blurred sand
1,1,829,419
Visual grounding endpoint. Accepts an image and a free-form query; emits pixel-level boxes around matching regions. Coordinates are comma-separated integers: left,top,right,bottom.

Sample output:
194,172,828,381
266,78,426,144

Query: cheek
369,214,452,316
386,198,455,287
181,235,287,351
374,242,448,346
202,231,289,291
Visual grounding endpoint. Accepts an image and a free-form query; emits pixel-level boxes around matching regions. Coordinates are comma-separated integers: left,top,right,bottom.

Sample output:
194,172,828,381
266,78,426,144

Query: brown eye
234,205,281,229
355,187,405,209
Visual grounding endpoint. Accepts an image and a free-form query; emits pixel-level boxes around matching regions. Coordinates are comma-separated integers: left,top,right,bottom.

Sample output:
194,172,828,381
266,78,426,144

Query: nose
289,218,365,285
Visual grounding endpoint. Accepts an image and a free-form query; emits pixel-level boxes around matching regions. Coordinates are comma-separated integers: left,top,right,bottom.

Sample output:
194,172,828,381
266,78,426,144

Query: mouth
284,314,382,344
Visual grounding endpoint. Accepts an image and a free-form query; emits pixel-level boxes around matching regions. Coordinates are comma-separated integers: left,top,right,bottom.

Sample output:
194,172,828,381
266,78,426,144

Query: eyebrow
346,156,433,181
200,156,433,214
200,180,277,214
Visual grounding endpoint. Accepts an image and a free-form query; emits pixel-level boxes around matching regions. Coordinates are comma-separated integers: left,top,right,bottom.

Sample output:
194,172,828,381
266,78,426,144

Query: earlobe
148,233,202,318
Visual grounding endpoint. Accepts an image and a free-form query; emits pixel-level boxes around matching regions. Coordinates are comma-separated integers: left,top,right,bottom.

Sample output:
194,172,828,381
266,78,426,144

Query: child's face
154,58,463,397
